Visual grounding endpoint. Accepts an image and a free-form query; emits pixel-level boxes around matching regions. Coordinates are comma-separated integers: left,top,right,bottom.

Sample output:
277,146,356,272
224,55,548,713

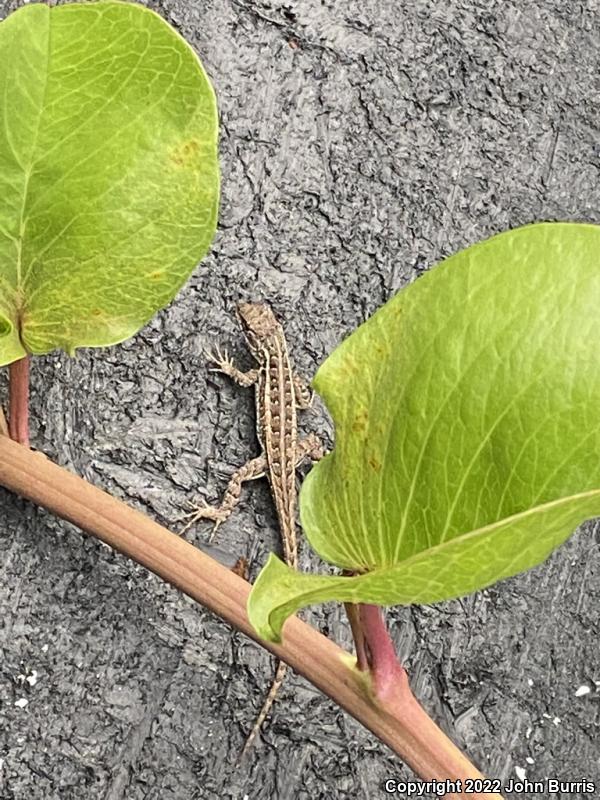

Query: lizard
182,301,324,757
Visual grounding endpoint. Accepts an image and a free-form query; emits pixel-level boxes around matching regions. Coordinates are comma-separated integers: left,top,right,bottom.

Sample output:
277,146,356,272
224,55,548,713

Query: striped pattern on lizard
183,302,324,757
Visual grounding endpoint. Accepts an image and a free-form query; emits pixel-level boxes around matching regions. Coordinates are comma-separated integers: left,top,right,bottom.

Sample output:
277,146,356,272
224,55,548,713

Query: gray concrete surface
1,0,599,798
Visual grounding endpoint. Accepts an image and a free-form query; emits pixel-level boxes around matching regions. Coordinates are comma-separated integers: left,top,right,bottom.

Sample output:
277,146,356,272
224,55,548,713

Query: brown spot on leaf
351,408,369,433
148,270,164,281
367,454,382,472
170,138,201,167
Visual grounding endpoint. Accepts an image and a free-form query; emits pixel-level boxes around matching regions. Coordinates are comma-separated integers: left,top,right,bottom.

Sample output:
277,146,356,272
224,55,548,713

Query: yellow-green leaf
0,2,219,363
248,223,600,641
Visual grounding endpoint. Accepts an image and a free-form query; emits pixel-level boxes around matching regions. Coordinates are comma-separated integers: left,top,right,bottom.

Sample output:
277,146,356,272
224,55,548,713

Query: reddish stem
8,356,30,447
357,604,401,694
347,603,496,793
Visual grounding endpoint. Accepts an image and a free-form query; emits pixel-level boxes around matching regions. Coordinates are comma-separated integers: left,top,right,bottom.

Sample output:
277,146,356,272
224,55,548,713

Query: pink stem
346,603,500,794
358,604,402,696
9,356,30,447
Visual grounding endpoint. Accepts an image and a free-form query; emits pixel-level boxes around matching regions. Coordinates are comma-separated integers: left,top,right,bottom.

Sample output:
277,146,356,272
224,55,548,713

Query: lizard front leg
181,454,267,538
205,346,259,387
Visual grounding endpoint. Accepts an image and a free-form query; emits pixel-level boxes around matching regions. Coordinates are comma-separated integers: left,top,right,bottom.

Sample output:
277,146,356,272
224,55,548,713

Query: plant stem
0,436,502,799
350,603,492,787
8,356,30,447
344,602,369,671
356,604,400,691
0,406,9,437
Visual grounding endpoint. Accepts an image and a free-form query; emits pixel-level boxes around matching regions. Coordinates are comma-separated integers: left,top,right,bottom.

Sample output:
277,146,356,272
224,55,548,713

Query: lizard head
236,302,281,350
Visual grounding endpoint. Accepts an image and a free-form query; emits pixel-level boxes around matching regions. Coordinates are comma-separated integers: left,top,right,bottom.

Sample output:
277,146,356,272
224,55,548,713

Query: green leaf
0,2,219,364
248,223,600,641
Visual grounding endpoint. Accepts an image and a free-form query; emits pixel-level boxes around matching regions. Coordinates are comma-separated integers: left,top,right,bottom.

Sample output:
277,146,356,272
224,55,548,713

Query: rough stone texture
0,1,599,799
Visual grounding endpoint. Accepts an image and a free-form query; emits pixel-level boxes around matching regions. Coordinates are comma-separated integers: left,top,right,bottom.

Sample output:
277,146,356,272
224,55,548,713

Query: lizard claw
204,345,234,374
179,499,229,539
207,517,224,543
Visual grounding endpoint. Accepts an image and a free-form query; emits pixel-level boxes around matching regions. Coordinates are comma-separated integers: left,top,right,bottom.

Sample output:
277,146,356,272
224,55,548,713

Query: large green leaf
0,2,219,364
248,223,600,641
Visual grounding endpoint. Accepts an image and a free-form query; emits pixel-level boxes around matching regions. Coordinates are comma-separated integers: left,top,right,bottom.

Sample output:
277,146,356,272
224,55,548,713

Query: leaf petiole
8,355,30,447
347,602,503,795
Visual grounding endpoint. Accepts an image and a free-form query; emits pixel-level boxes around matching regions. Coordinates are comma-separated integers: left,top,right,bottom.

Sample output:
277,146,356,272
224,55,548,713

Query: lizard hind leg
179,499,230,540
180,454,267,539
296,432,327,464
293,373,314,409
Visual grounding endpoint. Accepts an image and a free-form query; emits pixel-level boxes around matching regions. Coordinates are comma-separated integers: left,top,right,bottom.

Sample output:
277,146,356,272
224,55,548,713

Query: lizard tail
238,659,288,760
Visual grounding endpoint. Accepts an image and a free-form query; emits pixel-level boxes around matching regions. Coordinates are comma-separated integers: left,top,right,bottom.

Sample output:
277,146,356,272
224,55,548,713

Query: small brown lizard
183,302,323,757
